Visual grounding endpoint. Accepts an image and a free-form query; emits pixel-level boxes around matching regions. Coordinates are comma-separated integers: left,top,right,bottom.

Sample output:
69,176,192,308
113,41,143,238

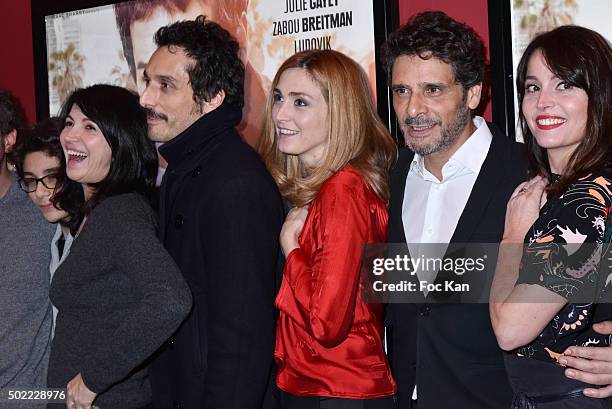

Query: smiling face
60,105,112,197
522,50,589,172
272,68,329,168
22,151,69,223
391,55,481,159
139,46,207,143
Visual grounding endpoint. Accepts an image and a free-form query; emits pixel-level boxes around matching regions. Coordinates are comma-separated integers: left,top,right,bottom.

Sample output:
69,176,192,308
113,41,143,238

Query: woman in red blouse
258,49,397,408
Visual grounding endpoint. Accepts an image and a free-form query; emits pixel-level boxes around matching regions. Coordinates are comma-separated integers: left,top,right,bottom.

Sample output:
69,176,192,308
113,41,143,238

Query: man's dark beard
403,100,470,156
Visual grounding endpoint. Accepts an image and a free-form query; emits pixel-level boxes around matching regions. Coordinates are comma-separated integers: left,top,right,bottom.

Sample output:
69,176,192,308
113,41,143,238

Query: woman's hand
66,373,97,409
280,206,309,256
502,175,548,243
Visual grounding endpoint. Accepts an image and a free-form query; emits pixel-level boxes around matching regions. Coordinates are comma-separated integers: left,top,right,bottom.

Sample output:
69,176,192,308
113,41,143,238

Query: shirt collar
410,154,425,178
450,116,492,173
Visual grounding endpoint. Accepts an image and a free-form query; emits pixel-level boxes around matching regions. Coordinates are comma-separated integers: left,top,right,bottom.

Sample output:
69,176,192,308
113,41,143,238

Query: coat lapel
449,126,510,243
388,148,415,244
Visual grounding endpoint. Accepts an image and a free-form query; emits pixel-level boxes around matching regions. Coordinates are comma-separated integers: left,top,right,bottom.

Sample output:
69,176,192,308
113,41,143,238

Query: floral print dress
515,172,612,362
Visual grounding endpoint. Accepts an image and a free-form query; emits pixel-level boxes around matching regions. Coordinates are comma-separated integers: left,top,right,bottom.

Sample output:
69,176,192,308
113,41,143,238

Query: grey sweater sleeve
78,195,192,393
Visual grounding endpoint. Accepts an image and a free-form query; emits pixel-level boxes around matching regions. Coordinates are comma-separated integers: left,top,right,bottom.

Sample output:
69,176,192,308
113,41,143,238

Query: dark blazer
150,103,284,409
386,124,527,409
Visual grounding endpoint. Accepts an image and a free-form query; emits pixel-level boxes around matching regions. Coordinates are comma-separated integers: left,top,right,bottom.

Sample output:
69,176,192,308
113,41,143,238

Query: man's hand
66,373,97,409
560,321,612,398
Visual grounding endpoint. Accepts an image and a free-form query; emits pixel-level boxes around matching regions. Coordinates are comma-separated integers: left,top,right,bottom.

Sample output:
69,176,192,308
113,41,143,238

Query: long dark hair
516,25,612,195
53,84,158,230
11,117,83,227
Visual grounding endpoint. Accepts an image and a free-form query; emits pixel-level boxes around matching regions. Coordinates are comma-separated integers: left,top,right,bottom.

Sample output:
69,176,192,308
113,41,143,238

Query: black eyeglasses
18,174,60,193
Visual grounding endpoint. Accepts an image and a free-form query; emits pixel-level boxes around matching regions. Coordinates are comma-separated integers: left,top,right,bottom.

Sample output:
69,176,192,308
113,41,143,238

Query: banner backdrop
508,0,612,141
44,0,377,145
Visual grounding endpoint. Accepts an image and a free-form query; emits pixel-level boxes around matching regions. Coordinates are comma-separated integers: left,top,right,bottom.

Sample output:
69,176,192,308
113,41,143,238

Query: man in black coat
139,16,283,409
381,11,612,409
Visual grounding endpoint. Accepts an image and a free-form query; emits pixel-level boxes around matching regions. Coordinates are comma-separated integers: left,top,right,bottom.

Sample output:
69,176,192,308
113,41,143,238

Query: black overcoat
149,102,284,409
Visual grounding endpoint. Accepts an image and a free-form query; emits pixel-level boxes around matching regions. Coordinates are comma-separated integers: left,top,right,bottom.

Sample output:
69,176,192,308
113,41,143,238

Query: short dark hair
12,118,64,178
114,0,248,85
516,25,612,195
154,15,244,108
381,11,486,94
11,117,83,227
0,90,24,136
54,84,158,230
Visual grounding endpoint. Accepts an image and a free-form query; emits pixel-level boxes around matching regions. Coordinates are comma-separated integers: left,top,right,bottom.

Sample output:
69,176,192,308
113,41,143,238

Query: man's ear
466,83,483,110
203,90,226,114
3,129,17,153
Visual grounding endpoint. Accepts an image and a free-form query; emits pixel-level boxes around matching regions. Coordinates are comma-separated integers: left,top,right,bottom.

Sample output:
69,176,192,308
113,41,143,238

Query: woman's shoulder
564,171,612,207
92,193,155,224
572,170,612,184
315,165,386,209
320,164,367,192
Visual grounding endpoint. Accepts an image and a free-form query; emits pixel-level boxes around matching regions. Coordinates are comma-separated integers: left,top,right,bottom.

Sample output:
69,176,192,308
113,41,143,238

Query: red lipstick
535,115,566,130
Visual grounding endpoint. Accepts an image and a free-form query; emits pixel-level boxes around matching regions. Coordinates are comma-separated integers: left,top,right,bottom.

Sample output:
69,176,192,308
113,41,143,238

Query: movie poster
509,0,611,140
44,0,377,146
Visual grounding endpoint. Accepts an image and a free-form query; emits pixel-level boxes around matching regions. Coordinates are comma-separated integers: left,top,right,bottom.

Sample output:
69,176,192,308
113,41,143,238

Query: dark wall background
398,0,492,121
0,0,37,123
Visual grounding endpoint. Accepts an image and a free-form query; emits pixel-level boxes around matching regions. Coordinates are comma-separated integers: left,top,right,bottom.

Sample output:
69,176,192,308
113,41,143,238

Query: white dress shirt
401,116,492,399
402,116,492,246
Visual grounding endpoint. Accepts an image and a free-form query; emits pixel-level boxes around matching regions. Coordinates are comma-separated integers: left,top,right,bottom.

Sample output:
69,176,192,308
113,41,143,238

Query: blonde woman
259,49,397,409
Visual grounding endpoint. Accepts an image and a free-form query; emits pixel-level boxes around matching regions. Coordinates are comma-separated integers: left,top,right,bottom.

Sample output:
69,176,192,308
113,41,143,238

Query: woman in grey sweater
47,84,192,409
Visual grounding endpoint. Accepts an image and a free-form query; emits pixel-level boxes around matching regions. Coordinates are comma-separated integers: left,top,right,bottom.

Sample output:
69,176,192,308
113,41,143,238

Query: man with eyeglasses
0,90,54,409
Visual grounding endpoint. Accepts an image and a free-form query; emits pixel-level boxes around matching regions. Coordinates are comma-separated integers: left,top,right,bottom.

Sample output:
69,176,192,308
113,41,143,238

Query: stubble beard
147,127,171,144
404,101,471,157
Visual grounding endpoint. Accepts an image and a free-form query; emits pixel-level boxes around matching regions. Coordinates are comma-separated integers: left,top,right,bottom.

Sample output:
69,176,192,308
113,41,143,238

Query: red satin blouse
274,165,397,398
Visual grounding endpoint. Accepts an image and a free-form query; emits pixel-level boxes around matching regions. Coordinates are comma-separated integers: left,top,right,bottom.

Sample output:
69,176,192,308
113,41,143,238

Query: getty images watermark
371,252,487,292
359,243,612,304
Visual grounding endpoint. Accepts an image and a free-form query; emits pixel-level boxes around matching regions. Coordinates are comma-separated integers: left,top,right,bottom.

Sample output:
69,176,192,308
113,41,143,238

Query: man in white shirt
381,11,521,409
382,11,612,409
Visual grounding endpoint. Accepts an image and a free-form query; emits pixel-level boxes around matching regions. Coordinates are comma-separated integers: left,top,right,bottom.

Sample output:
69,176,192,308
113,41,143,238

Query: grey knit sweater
0,174,54,408
47,193,192,409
